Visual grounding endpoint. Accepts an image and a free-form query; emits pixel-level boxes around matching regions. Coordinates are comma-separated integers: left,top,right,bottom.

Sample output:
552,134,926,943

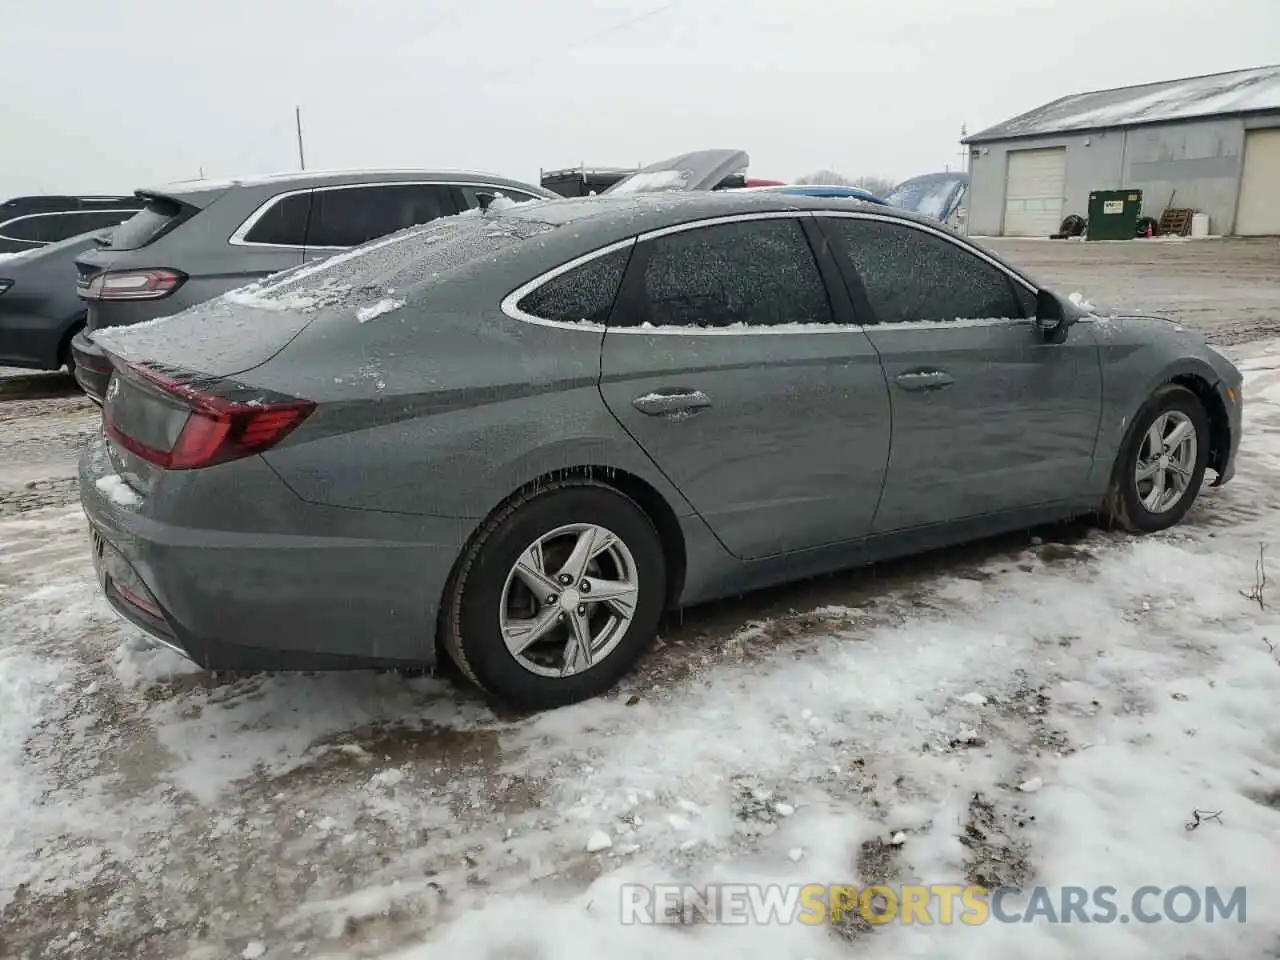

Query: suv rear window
107,197,190,251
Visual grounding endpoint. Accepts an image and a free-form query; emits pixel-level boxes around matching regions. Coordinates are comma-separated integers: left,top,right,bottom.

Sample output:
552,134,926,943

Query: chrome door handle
632,389,713,418
893,370,955,392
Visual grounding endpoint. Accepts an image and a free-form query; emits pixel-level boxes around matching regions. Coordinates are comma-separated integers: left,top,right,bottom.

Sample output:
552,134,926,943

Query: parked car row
75,166,1241,711
1,150,956,385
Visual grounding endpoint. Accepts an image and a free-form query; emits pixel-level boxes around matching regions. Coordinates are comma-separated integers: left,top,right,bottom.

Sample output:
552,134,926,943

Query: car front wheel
1105,384,1210,533
441,481,666,710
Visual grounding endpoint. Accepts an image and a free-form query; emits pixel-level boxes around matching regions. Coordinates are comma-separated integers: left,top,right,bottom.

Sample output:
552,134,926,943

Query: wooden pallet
1159,207,1195,237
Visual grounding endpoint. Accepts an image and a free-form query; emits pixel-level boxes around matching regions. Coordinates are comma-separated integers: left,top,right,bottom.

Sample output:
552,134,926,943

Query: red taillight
84,269,186,301
104,362,315,470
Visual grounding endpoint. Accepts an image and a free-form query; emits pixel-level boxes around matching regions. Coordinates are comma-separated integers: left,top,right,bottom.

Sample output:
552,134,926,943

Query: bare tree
795,170,898,197
850,174,898,198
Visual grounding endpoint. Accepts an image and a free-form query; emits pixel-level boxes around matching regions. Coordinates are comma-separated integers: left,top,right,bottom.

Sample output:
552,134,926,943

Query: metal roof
965,64,1280,144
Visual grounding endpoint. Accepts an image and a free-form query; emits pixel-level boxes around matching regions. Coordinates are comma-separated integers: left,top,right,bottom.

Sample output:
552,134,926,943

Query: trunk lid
91,289,318,380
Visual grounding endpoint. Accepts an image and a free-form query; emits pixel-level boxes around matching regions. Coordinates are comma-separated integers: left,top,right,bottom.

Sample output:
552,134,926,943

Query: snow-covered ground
2,245,1280,958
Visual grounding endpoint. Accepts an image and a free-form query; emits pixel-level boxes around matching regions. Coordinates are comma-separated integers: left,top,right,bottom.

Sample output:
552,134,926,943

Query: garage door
1002,148,1066,237
1236,129,1280,236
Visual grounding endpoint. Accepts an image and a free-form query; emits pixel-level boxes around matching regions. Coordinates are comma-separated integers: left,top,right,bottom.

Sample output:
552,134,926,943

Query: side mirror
1034,288,1075,344
475,192,496,212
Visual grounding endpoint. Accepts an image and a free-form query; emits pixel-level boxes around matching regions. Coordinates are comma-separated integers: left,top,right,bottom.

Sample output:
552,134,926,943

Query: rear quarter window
515,247,632,325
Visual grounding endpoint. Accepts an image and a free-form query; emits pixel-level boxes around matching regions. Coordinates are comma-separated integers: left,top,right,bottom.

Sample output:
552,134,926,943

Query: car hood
604,149,749,195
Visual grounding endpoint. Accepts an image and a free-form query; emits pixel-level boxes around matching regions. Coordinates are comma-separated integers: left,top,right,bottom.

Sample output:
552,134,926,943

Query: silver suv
72,168,555,401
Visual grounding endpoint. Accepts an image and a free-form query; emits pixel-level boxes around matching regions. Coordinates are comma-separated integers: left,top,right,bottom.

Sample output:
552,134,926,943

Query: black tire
1105,384,1209,533
440,480,666,711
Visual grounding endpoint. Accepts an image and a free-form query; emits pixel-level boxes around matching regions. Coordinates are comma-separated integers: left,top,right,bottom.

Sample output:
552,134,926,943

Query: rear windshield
107,197,189,251
886,177,966,220
235,210,556,311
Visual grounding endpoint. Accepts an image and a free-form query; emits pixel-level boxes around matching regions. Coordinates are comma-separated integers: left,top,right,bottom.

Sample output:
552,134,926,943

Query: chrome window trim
502,209,1046,336
227,180,543,250
502,211,864,336
500,237,639,332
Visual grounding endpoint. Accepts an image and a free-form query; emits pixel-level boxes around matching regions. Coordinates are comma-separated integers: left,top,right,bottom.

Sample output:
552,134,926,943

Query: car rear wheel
441,481,666,710
1105,384,1209,533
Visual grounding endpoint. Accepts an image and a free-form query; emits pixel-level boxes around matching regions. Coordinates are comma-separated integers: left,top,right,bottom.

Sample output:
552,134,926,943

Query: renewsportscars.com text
620,883,1248,926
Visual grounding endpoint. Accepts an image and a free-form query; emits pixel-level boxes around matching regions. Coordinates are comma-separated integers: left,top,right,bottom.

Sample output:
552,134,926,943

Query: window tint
243,192,312,246
636,219,831,328
457,185,539,209
829,218,1025,323
305,184,458,248
517,247,631,324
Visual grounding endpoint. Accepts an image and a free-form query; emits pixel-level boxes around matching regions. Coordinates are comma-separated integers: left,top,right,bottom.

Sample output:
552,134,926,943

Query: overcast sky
3,0,1278,196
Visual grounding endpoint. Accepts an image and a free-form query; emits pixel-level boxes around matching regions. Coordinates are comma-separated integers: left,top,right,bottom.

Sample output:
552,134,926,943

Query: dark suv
71,169,556,401
0,195,145,254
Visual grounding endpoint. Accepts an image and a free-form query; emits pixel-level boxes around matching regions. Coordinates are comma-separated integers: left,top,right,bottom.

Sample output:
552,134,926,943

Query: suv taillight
103,361,315,470
84,269,186,301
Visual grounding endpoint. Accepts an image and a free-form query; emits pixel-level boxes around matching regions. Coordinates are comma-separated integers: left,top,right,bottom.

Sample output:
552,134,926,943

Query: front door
599,215,893,561
820,214,1102,533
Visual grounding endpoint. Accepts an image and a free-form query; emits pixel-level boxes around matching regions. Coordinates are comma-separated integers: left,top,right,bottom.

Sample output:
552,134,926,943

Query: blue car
742,184,887,205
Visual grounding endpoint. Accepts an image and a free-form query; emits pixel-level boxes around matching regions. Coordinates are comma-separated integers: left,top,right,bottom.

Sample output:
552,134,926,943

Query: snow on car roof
966,63,1280,143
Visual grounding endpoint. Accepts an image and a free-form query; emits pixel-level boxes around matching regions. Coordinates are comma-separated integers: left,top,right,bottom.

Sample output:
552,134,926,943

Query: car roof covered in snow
965,63,1280,143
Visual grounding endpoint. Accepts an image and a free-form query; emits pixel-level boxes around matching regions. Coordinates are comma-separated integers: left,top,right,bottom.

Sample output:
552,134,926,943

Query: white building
963,64,1280,237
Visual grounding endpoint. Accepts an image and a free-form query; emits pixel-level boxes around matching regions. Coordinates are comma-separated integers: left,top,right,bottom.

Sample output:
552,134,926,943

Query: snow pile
1068,291,1098,312
607,170,692,195
94,474,141,507
356,297,406,323
383,349,1280,958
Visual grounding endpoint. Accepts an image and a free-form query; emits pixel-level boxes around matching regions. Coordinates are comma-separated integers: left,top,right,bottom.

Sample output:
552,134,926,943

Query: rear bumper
78,435,470,671
71,330,111,403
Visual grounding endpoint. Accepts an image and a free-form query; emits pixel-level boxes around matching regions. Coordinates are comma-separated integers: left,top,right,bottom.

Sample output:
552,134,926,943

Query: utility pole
959,122,969,175
295,106,306,171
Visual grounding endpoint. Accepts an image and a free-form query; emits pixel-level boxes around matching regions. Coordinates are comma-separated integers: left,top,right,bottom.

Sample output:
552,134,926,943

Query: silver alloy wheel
499,523,640,678
1134,410,1198,514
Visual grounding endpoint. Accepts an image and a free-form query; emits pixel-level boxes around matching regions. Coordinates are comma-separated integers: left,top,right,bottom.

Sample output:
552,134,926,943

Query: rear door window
627,218,832,328
242,192,313,246
456,185,541,209
0,215,46,242
44,211,135,242
305,184,460,249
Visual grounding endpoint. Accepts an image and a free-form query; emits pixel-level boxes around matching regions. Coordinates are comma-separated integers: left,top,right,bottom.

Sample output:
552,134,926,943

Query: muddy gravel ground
2,239,1279,960
980,236,1280,345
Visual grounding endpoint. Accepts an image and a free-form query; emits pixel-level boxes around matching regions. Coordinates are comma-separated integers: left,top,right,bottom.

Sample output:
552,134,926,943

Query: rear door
821,213,1102,533
598,213,892,561
303,183,461,256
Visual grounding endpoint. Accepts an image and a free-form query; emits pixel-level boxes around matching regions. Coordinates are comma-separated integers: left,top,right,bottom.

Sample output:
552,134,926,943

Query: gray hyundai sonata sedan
79,191,1243,710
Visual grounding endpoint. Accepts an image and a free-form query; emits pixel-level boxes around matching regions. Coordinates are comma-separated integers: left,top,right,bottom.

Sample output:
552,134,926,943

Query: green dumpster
1087,189,1142,241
